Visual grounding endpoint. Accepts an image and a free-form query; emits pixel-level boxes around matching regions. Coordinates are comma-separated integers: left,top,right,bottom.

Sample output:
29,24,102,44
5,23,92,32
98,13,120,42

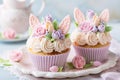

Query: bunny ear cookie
29,14,40,29
59,15,71,34
74,8,85,25
99,9,109,23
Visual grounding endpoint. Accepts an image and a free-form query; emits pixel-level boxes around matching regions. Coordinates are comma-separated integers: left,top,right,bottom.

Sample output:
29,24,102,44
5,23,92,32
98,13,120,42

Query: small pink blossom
93,61,102,67
72,56,86,69
80,21,94,32
33,24,46,37
3,28,16,39
9,50,23,62
49,66,59,72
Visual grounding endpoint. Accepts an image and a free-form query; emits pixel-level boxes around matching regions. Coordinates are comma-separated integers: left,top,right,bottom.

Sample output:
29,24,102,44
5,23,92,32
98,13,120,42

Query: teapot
0,0,45,34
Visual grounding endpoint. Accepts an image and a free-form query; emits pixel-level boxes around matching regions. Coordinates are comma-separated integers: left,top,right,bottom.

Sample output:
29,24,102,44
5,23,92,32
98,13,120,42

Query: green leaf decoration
0,57,12,66
45,32,52,40
105,26,112,32
65,33,70,38
53,20,59,30
67,62,75,69
58,67,63,72
74,22,79,27
3,63,12,66
50,38,55,42
84,62,93,69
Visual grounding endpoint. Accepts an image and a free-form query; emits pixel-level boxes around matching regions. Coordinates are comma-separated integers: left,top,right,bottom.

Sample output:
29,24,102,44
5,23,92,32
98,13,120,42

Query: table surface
0,22,120,80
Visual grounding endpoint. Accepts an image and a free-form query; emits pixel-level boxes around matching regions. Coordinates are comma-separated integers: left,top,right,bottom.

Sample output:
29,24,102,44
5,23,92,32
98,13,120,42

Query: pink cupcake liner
73,45,109,63
29,50,70,72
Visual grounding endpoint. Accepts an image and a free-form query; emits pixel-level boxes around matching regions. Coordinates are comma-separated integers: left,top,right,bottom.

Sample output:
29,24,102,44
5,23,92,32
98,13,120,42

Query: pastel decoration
59,15,71,34
45,21,54,32
72,55,86,69
93,61,102,67
33,24,46,38
86,10,95,19
3,28,16,39
44,15,53,22
99,9,109,23
98,24,105,32
29,14,40,29
80,21,94,32
74,8,85,25
52,29,65,40
9,50,23,62
49,66,59,72
91,26,98,32
92,15,100,26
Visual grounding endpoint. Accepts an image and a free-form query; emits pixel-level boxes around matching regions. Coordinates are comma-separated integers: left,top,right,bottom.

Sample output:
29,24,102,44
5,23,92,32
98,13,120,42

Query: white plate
9,46,118,78
0,32,29,42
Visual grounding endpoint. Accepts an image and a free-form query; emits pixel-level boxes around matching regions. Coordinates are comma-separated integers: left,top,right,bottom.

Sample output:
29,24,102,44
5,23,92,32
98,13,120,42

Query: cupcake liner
73,45,109,63
29,50,69,71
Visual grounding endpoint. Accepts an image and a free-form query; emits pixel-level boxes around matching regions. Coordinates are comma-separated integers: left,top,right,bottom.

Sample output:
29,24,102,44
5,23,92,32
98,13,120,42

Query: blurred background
0,0,119,22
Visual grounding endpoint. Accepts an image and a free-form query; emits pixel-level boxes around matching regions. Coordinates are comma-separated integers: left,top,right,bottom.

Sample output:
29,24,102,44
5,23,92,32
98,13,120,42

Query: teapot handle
28,0,45,16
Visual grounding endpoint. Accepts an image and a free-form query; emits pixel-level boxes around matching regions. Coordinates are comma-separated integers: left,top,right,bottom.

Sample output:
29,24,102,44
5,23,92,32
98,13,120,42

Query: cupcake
26,14,71,71
71,8,112,63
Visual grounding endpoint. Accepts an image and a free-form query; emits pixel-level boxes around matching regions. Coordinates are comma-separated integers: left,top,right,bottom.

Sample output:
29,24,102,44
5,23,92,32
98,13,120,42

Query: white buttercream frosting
97,32,107,45
71,29,86,45
64,38,71,49
71,29,111,46
86,32,98,46
26,36,42,53
105,32,112,42
40,38,54,53
26,37,71,53
54,40,65,52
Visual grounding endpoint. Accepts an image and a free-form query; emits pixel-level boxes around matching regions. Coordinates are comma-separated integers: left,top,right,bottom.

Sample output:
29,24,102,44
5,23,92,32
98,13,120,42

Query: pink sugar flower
72,55,86,69
3,28,16,39
33,24,46,37
80,21,94,32
93,61,102,67
9,50,23,62
49,66,59,72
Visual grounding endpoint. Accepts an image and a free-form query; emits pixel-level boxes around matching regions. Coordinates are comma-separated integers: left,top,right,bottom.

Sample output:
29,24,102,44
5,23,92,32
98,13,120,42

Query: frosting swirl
71,29,86,45
26,37,42,53
26,36,34,49
40,38,54,53
54,40,65,52
85,32,98,46
97,32,107,45
71,29,79,42
32,38,42,53
76,32,86,45
105,32,112,42
72,9,112,46
64,38,71,49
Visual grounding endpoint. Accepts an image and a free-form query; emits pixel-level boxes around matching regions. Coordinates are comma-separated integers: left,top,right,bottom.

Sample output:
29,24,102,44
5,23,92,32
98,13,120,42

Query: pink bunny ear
29,14,40,28
99,9,109,23
74,8,85,25
59,15,71,34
